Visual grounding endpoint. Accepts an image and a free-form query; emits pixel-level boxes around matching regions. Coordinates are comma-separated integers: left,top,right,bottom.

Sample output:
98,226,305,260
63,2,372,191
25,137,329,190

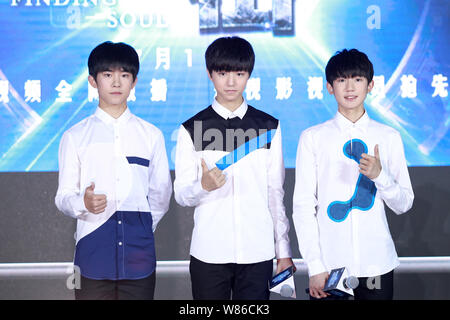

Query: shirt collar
334,110,370,133
212,98,248,120
94,106,132,125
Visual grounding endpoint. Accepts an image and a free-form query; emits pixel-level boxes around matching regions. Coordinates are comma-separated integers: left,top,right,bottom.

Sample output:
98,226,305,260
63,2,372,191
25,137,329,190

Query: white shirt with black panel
174,99,292,264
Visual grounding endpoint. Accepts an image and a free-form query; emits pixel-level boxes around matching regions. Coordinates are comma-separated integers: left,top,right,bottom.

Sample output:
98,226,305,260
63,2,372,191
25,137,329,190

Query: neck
99,103,127,119
338,107,365,123
216,97,243,112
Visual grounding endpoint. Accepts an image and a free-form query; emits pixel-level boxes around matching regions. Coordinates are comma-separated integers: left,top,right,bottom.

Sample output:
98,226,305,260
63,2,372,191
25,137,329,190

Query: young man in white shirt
293,49,414,300
174,36,295,300
55,41,172,300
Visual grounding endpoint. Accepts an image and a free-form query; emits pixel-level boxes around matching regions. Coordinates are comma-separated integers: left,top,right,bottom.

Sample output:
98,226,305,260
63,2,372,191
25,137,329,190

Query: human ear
88,75,98,89
326,82,334,95
367,80,374,93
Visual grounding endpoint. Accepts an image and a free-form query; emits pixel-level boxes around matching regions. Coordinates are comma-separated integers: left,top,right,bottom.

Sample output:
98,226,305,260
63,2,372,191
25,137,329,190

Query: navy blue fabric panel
124,212,156,276
182,106,279,152
126,156,150,167
74,211,156,280
74,215,118,279
327,139,377,223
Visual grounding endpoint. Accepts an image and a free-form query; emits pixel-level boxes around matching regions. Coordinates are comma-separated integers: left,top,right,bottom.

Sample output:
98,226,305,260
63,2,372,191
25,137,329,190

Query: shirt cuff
307,259,327,277
151,210,165,232
275,242,292,260
193,179,209,199
372,168,392,190
71,194,88,218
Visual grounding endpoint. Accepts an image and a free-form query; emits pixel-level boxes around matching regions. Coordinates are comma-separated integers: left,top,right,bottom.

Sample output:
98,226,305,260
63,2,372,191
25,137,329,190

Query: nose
226,73,235,86
112,73,121,87
345,79,355,91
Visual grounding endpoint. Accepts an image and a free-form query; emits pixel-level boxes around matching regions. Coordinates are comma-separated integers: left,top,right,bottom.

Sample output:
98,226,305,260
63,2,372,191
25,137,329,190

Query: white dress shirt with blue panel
55,107,172,280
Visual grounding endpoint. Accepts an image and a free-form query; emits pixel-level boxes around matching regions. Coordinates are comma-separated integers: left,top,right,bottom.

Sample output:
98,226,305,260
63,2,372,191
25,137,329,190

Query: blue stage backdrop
0,0,448,171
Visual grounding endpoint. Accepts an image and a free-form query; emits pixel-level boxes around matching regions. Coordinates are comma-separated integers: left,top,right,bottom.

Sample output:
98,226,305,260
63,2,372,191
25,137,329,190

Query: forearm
55,132,87,219
55,191,87,219
292,205,327,276
373,134,414,215
174,125,208,207
373,168,414,214
147,131,173,225
174,179,208,207
292,130,326,276
268,184,292,258
267,124,291,259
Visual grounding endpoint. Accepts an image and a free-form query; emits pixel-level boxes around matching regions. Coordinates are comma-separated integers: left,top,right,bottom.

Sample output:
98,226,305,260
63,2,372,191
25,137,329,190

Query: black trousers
309,270,394,300
190,256,273,300
75,272,155,300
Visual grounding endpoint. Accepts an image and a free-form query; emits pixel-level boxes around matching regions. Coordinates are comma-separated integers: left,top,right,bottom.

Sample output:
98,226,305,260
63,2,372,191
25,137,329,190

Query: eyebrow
102,67,129,72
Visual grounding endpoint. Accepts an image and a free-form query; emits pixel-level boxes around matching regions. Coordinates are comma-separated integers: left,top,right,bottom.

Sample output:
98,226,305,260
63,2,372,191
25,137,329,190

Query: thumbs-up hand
200,158,226,192
84,182,107,214
359,144,382,179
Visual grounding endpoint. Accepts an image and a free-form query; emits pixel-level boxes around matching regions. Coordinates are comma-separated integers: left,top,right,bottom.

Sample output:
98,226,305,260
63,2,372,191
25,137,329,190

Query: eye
103,72,112,78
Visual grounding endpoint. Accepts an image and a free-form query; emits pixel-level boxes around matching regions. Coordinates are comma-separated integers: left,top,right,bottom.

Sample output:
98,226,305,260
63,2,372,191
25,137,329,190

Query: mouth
344,95,357,101
110,92,122,95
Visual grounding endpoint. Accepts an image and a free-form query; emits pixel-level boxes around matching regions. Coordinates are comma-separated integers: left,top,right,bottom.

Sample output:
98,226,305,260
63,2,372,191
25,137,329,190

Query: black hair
88,41,139,81
205,36,255,76
325,49,374,85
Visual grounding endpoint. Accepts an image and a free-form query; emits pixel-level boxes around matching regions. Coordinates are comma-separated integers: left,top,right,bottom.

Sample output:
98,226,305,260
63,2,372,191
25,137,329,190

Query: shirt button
118,220,122,224
118,242,123,246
